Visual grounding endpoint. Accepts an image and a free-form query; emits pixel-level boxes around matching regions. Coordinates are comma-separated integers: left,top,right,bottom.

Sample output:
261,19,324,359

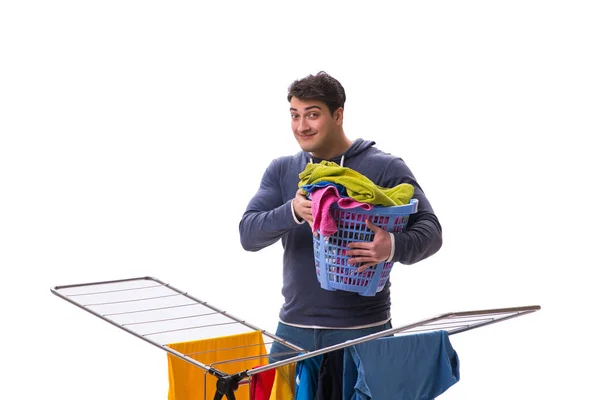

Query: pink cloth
311,186,373,236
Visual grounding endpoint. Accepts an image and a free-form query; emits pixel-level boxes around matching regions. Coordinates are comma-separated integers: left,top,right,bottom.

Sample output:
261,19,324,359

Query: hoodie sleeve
382,158,443,265
239,159,300,252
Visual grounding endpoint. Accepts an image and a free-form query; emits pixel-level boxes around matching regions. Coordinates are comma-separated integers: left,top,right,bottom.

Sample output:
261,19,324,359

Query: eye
291,114,299,119
308,112,319,118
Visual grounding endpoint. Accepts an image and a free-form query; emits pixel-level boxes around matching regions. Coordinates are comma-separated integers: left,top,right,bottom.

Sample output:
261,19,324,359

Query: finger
365,219,381,232
347,242,370,249
298,195,311,205
357,262,378,273
347,256,375,265
345,249,371,257
296,197,309,206
296,191,309,202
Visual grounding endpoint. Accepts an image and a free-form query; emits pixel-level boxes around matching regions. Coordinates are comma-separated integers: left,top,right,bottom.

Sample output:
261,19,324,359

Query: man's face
290,97,342,158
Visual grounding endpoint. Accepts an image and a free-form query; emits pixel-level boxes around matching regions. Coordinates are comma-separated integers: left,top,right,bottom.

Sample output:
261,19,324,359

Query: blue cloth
301,181,348,196
294,355,323,400
342,331,460,400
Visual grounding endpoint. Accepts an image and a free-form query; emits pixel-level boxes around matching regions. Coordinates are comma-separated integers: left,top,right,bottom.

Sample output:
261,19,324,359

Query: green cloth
298,160,414,206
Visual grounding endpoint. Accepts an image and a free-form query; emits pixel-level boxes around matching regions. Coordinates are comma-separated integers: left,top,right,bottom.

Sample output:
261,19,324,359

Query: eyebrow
290,105,323,112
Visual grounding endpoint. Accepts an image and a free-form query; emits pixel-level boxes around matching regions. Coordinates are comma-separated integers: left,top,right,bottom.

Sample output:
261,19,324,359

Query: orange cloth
167,331,268,400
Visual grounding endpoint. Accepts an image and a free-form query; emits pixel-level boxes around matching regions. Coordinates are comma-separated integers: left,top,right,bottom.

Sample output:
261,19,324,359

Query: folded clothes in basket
298,160,414,207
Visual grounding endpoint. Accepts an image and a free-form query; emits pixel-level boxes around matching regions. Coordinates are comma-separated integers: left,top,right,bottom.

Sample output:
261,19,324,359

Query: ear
334,107,344,125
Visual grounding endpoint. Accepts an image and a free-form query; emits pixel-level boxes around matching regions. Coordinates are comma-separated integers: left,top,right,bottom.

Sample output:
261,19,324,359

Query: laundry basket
313,198,418,296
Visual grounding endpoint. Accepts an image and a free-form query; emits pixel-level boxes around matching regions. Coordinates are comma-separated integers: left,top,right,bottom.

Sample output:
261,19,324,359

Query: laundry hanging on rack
294,355,323,400
250,367,276,400
249,362,297,400
269,362,296,400
314,350,344,400
298,160,414,207
166,330,267,400
288,331,460,400
342,331,460,400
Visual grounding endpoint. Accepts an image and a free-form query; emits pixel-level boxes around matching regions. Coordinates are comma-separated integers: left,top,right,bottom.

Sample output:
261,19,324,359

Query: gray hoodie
239,138,442,327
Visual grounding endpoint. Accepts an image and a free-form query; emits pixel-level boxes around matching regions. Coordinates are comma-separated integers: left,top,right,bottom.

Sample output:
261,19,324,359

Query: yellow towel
299,160,414,206
269,363,296,400
167,331,268,400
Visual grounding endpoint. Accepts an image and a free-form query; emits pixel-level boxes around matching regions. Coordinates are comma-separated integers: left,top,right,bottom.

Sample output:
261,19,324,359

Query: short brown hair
287,71,346,115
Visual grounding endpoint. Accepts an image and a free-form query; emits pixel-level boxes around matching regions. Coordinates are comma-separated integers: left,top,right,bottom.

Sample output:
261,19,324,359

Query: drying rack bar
51,276,304,378
51,276,540,400
249,304,540,376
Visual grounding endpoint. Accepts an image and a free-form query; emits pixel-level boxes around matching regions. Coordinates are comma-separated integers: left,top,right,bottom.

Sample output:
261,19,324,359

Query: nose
296,117,310,134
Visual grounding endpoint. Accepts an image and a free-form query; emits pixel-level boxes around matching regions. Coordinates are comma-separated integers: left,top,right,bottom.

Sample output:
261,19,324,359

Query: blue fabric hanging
342,331,460,400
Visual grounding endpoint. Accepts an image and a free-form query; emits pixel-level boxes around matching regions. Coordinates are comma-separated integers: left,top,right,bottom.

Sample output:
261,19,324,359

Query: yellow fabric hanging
268,363,296,400
298,160,414,206
167,330,268,400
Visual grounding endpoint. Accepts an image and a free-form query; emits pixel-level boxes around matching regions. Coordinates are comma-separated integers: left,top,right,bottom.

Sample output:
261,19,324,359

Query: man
238,71,442,359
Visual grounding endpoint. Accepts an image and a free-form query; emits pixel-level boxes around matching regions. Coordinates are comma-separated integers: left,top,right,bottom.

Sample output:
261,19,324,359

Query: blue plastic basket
313,199,418,296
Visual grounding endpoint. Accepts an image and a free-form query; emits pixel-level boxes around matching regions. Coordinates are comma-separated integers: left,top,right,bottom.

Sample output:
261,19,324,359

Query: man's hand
346,220,392,273
292,189,314,230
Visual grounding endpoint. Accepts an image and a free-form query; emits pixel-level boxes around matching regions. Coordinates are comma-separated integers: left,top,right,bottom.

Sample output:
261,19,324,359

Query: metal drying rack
51,276,540,400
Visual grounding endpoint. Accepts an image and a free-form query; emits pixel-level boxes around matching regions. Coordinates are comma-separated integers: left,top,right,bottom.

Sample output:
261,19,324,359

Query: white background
1,1,599,399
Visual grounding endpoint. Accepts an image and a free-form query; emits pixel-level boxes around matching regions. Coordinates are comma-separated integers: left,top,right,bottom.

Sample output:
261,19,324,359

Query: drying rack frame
51,276,540,400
